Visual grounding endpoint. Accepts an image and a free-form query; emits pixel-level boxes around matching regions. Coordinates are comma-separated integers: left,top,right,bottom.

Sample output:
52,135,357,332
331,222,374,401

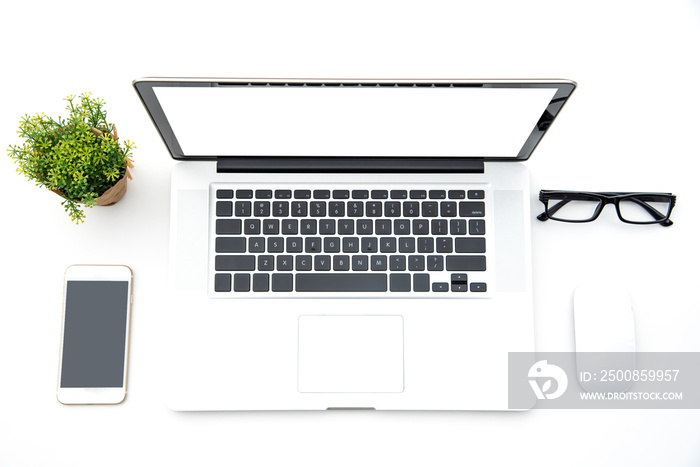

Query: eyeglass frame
537,190,676,226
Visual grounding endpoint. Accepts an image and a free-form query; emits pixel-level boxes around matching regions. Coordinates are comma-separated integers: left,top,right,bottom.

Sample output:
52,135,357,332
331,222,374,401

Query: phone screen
60,281,129,388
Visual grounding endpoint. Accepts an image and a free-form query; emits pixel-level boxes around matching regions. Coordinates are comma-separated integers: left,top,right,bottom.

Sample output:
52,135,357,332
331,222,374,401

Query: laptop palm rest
298,315,404,393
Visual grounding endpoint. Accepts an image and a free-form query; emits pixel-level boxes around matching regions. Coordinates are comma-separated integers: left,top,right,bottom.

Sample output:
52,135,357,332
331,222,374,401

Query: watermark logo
528,360,568,400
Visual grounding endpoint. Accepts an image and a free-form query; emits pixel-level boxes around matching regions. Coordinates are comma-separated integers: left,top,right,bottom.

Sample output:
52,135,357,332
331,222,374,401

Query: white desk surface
1,1,699,465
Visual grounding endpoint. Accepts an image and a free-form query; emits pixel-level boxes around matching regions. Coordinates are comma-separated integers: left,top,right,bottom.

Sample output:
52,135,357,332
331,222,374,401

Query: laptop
133,78,576,411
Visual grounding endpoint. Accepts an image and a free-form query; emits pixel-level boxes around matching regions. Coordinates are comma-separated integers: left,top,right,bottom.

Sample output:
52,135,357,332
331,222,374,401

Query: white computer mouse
573,283,636,392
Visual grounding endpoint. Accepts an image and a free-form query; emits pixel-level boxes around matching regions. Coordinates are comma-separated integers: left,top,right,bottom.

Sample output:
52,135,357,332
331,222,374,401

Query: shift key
446,255,486,271
215,255,256,271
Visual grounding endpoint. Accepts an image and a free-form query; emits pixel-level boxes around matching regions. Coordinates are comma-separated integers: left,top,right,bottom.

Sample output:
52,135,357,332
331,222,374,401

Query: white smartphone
57,265,133,405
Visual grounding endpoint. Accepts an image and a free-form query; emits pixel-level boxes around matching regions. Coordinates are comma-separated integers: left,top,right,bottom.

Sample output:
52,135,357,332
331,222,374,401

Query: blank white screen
154,85,556,158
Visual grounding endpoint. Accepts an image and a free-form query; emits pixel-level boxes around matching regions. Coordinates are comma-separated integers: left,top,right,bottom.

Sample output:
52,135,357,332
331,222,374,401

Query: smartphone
57,265,133,404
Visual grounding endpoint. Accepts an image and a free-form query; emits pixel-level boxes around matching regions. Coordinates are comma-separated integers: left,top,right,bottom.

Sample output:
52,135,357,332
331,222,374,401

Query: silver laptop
133,78,576,410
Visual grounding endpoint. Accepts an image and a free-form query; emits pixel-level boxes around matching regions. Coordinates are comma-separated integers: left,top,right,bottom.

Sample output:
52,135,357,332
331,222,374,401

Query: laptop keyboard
209,184,491,297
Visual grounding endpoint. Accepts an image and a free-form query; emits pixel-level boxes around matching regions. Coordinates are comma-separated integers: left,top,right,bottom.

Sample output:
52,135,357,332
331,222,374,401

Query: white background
1,1,699,465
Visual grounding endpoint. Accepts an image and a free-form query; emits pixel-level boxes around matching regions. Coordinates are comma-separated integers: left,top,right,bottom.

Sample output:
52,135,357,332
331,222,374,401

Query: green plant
7,93,135,223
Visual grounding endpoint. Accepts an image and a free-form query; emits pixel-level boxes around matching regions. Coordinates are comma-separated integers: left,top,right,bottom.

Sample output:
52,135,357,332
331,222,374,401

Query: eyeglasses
537,191,676,226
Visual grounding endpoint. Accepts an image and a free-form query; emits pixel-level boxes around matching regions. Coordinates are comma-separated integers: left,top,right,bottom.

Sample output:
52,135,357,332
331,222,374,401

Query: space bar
296,274,387,292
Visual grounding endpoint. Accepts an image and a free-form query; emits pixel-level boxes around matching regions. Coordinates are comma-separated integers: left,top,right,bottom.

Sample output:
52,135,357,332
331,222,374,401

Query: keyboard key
319,219,335,235
361,237,378,253
451,273,468,283
286,237,303,252
450,219,467,235
275,190,292,199
305,237,322,253
390,274,411,292
267,237,284,252
459,201,486,217
429,190,446,199
446,255,487,271
314,255,332,271
258,255,274,271
371,190,388,199
352,190,369,199
440,201,457,217
431,219,448,235
390,190,407,199
333,255,350,271
413,219,429,235
272,273,293,291
455,238,486,253
409,190,426,199
253,273,269,292
403,202,420,217
235,201,251,217
216,219,242,235
371,255,387,271
324,237,341,253
357,220,373,235
408,255,425,271
352,255,369,271
294,189,311,199
448,190,465,199
333,190,349,199
254,201,270,217
468,190,485,199
422,202,438,217
301,219,317,235
398,237,415,253
452,283,467,292
380,237,397,253
390,255,406,271
394,219,410,235
296,255,312,271
277,255,293,271
216,189,233,199
469,219,486,235
244,219,261,234
248,237,265,252
215,255,255,271
343,237,359,253
214,273,231,292
296,273,387,292
255,189,272,199
236,190,253,199
470,282,487,292
338,219,354,235
417,237,434,253
216,201,233,217
427,255,444,271
329,202,345,217
292,201,307,217
385,202,401,217
273,201,289,217
375,219,391,235
432,282,449,292
282,219,298,234
413,274,430,292
347,201,364,217
366,202,382,217
436,237,452,253
310,202,326,217
263,219,279,235
313,189,330,199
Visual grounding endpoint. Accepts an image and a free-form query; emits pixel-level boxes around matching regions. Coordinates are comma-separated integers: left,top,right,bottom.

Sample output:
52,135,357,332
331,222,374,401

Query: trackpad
298,315,404,393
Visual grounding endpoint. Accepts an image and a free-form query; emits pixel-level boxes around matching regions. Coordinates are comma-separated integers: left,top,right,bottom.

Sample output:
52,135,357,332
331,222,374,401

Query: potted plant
7,93,135,223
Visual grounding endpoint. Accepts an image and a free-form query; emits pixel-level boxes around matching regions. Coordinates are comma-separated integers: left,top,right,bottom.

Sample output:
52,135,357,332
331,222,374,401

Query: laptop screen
150,84,560,159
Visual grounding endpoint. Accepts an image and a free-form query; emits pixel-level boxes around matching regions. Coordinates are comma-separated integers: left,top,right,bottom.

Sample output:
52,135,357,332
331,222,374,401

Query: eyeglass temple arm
536,199,571,221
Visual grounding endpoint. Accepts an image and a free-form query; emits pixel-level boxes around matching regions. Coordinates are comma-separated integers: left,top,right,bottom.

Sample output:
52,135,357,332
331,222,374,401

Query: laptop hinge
216,157,485,174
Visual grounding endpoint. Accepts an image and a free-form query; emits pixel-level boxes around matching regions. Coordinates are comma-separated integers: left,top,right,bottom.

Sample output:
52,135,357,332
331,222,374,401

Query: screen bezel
56,265,132,405
133,78,576,170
